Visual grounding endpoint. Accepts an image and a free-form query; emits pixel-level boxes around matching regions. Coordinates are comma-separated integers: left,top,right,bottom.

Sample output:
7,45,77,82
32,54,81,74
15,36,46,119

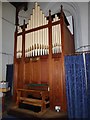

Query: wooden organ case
13,3,75,112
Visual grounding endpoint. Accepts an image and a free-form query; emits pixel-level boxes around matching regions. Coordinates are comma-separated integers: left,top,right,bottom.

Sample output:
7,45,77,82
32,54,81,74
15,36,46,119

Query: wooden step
20,97,42,103
22,101,42,107
19,97,49,107
20,97,42,106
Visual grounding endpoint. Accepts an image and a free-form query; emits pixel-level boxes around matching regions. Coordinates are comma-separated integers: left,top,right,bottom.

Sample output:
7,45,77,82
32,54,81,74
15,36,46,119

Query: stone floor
2,95,68,120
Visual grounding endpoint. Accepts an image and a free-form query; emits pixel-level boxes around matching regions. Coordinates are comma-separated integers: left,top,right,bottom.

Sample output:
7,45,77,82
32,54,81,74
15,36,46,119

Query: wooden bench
16,84,50,112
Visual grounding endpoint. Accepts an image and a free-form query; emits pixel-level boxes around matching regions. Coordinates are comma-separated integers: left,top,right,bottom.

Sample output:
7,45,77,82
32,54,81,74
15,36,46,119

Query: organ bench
16,84,50,112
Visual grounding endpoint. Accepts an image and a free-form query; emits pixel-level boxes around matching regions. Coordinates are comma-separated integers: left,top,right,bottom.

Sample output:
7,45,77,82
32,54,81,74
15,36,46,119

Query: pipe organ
16,2,63,58
14,2,75,112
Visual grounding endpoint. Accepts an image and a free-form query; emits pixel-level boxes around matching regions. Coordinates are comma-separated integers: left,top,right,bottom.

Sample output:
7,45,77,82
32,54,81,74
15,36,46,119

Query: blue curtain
86,53,90,118
65,54,88,118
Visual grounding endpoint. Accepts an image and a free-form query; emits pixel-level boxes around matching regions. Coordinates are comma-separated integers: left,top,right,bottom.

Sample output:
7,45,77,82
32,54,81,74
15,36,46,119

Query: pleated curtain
64,54,88,118
86,53,90,118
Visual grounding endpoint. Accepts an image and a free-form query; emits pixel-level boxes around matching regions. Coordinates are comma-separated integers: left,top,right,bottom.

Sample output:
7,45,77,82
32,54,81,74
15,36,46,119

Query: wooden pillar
22,20,26,88
13,26,18,102
48,10,53,110
48,10,52,56
60,5,65,55
22,20,25,59
60,5,67,112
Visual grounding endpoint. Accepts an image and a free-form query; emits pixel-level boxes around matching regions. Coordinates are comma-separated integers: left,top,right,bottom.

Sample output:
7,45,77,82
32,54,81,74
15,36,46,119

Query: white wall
77,2,88,51
2,2,15,81
0,1,2,81
0,2,2,118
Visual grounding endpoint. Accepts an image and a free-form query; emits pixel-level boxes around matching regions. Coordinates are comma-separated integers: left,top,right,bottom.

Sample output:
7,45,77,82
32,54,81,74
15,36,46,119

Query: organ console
14,2,75,112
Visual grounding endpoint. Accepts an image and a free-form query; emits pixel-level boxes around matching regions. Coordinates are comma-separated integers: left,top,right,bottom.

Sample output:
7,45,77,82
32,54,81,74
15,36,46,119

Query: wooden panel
32,60,41,84
41,59,49,84
24,61,39,85
24,62,31,84
23,58,49,87
52,58,63,108
17,62,23,88
64,24,75,55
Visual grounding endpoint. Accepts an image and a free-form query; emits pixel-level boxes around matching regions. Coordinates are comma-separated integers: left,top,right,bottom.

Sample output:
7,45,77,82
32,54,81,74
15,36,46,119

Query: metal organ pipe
25,34,28,57
17,36,20,58
30,15,33,57
57,18,62,53
58,24,62,53
17,26,22,58
39,10,43,56
18,35,22,58
46,19,49,54
34,3,37,56
52,18,55,54
44,17,47,55
25,21,30,57
37,5,40,56
55,14,58,53
42,13,45,55
28,20,31,57
32,8,35,56
29,19,31,57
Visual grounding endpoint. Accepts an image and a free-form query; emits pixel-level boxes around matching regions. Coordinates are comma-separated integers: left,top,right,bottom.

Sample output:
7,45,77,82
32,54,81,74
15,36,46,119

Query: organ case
13,3,75,112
